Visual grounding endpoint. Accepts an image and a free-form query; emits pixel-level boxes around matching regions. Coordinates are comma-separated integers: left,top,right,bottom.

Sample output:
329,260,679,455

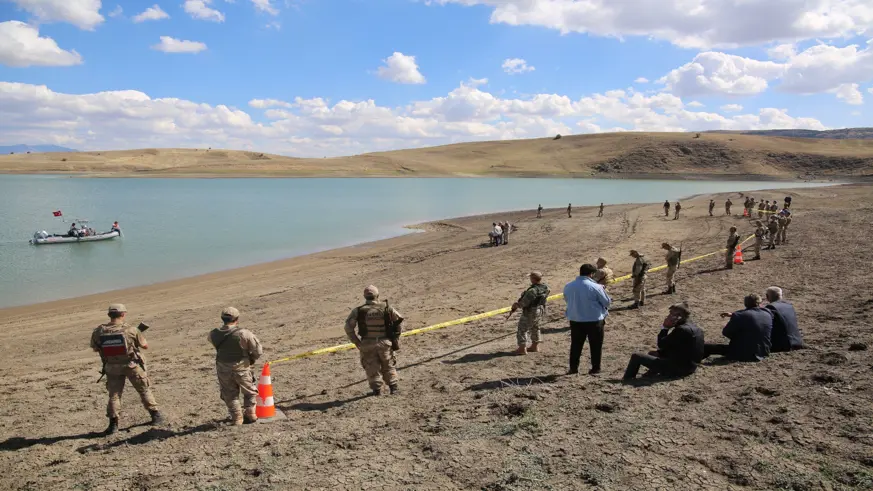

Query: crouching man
623,302,704,380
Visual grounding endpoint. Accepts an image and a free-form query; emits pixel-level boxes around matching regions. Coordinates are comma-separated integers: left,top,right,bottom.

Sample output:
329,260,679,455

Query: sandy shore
1,184,872,489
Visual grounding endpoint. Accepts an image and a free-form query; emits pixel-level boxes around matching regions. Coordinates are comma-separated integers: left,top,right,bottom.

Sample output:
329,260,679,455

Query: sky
0,0,872,157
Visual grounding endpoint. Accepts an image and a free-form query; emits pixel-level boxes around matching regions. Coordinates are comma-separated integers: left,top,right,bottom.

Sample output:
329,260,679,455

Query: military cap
108,303,127,313
221,307,240,319
364,285,379,297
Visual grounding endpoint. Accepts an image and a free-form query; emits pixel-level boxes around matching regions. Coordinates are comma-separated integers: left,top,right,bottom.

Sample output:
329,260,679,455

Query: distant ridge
705,128,873,140
0,144,78,154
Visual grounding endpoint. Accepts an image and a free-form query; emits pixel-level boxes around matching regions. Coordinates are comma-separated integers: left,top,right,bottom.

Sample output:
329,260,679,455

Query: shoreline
0,181,851,314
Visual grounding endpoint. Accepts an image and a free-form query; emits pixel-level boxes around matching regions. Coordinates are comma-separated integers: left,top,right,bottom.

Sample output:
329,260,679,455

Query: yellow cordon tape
268,235,754,365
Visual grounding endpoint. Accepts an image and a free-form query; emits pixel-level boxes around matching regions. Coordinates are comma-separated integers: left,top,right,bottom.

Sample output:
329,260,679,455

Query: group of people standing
489,221,513,246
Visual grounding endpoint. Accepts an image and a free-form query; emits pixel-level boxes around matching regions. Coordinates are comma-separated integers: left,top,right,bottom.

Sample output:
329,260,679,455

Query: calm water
0,176,834,308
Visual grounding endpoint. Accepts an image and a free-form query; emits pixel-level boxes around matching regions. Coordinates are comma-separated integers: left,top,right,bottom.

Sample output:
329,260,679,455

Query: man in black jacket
765,286,804,352
704,294,773,362
623,302,704,380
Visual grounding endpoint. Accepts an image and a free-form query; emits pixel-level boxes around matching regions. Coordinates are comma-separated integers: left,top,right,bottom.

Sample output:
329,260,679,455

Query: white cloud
768,43,797,60
0,21,83,67
721,104,744,112
251,0,279,15
0,80,827,158
869,87,873,95
376,52,426,84
265,21,281,30
428,0,873,49
634,77,649,84
687,101,705,108
467,77,488,87
502,58,535,74
152,36,208,54
133,5,170,23
778,41,873,94
658,52,786,97
11,0,104,30
108,6,123,18
248,98,292,109
832,83,864,105
184,0,225,22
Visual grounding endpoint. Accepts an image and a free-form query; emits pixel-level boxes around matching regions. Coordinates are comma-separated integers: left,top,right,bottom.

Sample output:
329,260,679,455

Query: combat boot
243,408,258,425
629,302,640,310
371,387,382,397
104,417,119,435
149,410,165,426
231,413,244,426
639,300,645,307
389,384,400,395
528,342,540,353
514,345,527,356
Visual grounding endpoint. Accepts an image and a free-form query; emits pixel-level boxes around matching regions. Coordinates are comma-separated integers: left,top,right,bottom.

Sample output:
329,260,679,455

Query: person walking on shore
344,286,404,396
567,203,572,218
663,200,670,217
673,202,682,220
90,304,164,435
726,227,740,269
725,198,732,215
598,203,604,218
208,307,263,425
508,272,550,355
537,204,543,219
564,264,611,375
630,250,649,309
662,243,680,294
708,200,715,216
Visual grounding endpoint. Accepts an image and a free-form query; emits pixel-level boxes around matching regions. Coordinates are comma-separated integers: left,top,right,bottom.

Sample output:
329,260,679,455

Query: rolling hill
0,144,78,154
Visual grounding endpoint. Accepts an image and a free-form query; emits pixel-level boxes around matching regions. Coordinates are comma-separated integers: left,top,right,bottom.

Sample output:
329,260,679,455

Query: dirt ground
1,184,872,490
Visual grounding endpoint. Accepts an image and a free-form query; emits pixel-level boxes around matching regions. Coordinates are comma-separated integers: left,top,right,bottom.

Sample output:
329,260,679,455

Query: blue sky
0,0,872,156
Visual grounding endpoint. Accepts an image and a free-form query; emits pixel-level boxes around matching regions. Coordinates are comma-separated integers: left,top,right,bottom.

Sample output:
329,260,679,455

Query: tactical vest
357,303,388,339
634,257,649,277
210,327,246,363
755,228,765,239
520,284,550,313
666,250,680,267
99,324,133,366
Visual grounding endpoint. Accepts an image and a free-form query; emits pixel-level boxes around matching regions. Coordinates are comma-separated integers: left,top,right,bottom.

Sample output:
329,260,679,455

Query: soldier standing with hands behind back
345,286,404,396
508,272,550,355
90,304,164,435
208,307,263,425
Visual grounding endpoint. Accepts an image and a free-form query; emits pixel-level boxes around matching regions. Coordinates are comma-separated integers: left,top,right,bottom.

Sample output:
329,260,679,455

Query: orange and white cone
255,363,286,422
734,247,744,265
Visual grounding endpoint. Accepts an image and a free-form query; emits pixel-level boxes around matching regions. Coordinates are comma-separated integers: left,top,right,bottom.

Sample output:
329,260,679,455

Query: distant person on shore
725,198,732,215
770,201,778,213
564,264,611,375
703,294,773,362
509,272,550,355
502,221,511,245
764,287,804,352
629,250,649,309
784,196,792,209
593,257,614,287
344,285,404,396
623,302,704,380
598,203,604,218
662,243,680,295
567,203,572,218
753,221,766,260
708,199,715,216
537,204,543,218
663,200,670,217
673,201,682,220
767,217,779,250
490,222,503,246
776,213,789,245
743,198,750,216
208,307,263,425
726,226,740,269
758,200,766,218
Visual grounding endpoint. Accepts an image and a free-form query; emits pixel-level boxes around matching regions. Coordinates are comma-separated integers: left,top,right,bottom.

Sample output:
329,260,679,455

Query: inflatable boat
30,230,121,245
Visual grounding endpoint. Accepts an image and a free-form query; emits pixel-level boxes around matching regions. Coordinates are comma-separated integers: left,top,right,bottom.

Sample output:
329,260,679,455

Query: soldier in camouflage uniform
767,216,779,249
708,199,715,216
673,202,682,220
208,307,263,425
725,198,732,215
90,304,164,435
776,213,789,245
511,272,550,355
726,227,740,269
630,250,649,309
345,286,404,396
758,200,766,218
753,221,766,260
662,243,680,294
593,257,614,287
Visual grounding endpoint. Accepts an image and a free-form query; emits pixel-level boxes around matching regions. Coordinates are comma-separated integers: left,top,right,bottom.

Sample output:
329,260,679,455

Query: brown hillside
2,132,873,178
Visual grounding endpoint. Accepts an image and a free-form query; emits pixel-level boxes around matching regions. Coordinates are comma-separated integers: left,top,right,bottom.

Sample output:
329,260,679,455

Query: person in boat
68,223,79,237
111,221,121,233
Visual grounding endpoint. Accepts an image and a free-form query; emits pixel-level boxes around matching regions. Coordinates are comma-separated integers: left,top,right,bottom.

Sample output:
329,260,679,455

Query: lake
0,175,835,308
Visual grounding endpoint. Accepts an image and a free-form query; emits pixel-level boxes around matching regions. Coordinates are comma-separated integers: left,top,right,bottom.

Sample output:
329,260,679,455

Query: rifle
96,322,150,382
384,301,402,352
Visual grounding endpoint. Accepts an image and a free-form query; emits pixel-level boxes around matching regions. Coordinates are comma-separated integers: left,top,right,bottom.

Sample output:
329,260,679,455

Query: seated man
704,294,773,362
764,286,804,352
111,221,121,233
68,223,78,237
623,302,704,380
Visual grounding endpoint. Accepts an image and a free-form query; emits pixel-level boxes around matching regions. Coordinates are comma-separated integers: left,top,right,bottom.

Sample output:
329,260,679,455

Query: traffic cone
734,248,744,265
255,363,286,422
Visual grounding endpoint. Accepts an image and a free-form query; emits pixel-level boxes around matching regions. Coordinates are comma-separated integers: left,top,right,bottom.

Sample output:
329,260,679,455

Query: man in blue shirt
564,264,612,375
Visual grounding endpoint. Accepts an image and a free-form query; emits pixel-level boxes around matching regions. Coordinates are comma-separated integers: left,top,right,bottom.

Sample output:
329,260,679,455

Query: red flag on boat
52,210,62,217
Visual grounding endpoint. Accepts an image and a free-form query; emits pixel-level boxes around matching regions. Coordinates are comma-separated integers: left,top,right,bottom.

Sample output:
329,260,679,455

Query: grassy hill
1,132,873,179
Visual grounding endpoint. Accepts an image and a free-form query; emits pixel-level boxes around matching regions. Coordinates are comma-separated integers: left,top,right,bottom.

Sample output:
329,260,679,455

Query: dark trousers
703,343,729,358
569,320,604,372
623,353,694,379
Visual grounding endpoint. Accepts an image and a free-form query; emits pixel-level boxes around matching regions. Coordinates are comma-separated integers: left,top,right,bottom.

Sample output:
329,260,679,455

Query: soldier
662,243,680,294
742,197,750,216
344,285,404,396
593,257,614,287
776,213,789,245
673,201,682,220
663,200,670,217
90,304,164,435
748,198,756,217
725,198,732,215
726,226,740,269
782,211,792,243
767,216,779,250
567,203,572,218
598,203,604,218
509,272,550,355
758,200,766,218
770,201,779,213
537,204,543,219
629,250,649,309
502,221,511,245
208,307,263,425
753,220,766,260
708,199,715,216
